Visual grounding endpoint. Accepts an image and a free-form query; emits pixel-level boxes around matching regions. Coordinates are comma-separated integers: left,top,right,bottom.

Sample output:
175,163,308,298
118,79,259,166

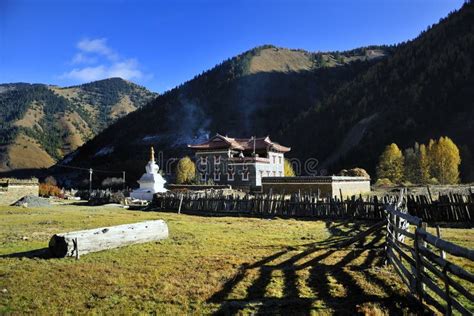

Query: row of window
201,171,248,182
200,170,283,182
199,155,283,165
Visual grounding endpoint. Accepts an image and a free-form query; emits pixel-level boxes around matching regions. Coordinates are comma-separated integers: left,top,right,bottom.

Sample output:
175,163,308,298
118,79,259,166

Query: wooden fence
150,192,387,219
385,193,473,314
149,191,473,223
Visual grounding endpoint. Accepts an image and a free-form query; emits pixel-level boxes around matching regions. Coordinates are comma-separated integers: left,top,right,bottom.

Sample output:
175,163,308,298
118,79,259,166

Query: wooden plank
421,272,471,315
422,291,446,314
420,256,474,302
387,248,414,289
385,205,422,226
387,222,416,239
419,245,474,283
49,220,169,258
387,238,417,268
417,229,474,260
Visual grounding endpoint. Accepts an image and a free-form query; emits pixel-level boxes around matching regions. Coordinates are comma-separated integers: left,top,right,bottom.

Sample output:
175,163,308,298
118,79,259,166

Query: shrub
176,156,196,184
39,183,62,197
284,159,296,177
374,178,393,187
338,168,370,179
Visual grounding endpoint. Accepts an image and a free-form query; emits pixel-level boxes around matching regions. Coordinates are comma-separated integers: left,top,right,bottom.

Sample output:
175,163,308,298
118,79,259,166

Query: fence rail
385,192,473,314
149,191,473,223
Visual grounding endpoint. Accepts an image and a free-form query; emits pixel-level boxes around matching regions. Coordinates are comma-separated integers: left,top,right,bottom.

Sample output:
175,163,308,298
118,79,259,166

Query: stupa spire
150,146,155,162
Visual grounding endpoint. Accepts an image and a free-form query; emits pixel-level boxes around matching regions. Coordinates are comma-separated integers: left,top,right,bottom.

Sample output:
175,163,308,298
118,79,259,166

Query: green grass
0,204,470,314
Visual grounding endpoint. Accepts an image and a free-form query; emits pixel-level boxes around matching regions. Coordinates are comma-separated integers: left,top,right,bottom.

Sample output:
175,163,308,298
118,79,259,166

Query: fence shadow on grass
209,221,423,315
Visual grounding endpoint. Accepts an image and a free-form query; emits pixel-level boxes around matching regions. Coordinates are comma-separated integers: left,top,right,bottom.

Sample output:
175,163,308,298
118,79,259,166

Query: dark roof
188,134,291,153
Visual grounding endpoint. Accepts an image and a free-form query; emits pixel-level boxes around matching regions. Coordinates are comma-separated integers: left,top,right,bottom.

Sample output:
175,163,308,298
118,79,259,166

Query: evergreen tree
460,145,474,183
376,143,404,183
176,156,196,184
430,136,461,184
284,158,296,177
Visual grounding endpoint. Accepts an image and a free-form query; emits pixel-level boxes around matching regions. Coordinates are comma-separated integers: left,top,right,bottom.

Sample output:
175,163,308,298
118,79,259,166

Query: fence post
178,194,183,214
435,226,446,260
414,221,427,303
442,265,452,316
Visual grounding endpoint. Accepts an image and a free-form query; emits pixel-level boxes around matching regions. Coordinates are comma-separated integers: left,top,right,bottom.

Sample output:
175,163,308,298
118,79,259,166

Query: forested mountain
0,78,156,171
282,1,474,179
55,45,390,183
55,1,474,184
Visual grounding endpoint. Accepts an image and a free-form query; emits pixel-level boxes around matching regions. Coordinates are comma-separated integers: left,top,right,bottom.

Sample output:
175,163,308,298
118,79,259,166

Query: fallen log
48,220,169,258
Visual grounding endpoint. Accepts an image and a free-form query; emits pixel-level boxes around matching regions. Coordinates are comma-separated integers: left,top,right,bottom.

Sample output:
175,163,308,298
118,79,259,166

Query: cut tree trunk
49,220,169,258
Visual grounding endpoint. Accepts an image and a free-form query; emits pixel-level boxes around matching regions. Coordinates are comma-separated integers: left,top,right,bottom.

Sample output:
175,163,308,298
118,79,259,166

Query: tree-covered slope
0,78,156,171
281,1,474,178
59,45,390,183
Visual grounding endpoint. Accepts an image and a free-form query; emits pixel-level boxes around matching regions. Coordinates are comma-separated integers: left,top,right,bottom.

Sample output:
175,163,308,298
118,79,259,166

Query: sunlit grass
0,204,470,314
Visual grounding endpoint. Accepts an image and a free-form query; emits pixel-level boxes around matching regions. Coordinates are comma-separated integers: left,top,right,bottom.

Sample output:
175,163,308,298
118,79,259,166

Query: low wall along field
261,176,371,197
0,178,39,205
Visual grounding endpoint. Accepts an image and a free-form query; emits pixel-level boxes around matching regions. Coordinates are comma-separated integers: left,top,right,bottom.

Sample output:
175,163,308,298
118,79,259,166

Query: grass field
0,204,471,314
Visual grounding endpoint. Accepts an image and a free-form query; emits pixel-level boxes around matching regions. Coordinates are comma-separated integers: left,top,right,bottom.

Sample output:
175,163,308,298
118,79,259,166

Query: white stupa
130,147,167,201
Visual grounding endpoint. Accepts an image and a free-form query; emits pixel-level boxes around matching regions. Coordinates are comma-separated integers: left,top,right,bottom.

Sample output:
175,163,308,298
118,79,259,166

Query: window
214,155,221,164
272,171,276,176
200,172,207,181
228,171,234,181
241,166,249,181
200,156,208,165
214,171,221,181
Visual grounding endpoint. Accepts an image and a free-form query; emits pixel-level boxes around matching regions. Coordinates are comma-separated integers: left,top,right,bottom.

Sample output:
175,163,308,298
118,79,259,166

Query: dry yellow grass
4,134,55,171
13,102,44,130
249,47,314,74
110,95,137,119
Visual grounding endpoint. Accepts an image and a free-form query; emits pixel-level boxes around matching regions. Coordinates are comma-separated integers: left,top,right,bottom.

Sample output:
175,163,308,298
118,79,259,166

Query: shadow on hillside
0,247,53,259
0,168,48,179
209,221,422,315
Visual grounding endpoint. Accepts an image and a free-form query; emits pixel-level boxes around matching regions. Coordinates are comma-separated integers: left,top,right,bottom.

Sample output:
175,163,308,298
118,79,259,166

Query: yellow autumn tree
429,136,461,184
284,158,296,177
176,156,196,184
376,143,404,183
418,144,431,183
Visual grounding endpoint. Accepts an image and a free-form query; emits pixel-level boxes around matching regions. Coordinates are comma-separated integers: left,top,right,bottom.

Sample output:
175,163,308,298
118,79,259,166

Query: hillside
58,2,473,185
281,1,474,179
0,78,156,171
56,45,390,184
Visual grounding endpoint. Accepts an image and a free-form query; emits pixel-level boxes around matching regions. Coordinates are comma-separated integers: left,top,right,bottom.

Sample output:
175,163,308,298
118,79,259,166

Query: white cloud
77,38,118,61
61,37,150,83
71,53,97,65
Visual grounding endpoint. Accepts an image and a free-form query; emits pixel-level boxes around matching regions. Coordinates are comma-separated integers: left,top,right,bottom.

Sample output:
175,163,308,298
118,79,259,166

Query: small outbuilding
261,176,370,198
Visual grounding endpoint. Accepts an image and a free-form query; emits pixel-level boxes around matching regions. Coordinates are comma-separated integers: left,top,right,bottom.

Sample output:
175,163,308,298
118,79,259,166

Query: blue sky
0,0,465,93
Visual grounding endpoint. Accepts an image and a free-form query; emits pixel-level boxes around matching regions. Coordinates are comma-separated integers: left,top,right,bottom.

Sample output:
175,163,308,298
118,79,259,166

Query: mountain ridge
0,78,157,171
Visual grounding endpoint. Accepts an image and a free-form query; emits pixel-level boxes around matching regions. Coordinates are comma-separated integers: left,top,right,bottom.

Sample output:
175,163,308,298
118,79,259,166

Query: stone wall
0,178,39,205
